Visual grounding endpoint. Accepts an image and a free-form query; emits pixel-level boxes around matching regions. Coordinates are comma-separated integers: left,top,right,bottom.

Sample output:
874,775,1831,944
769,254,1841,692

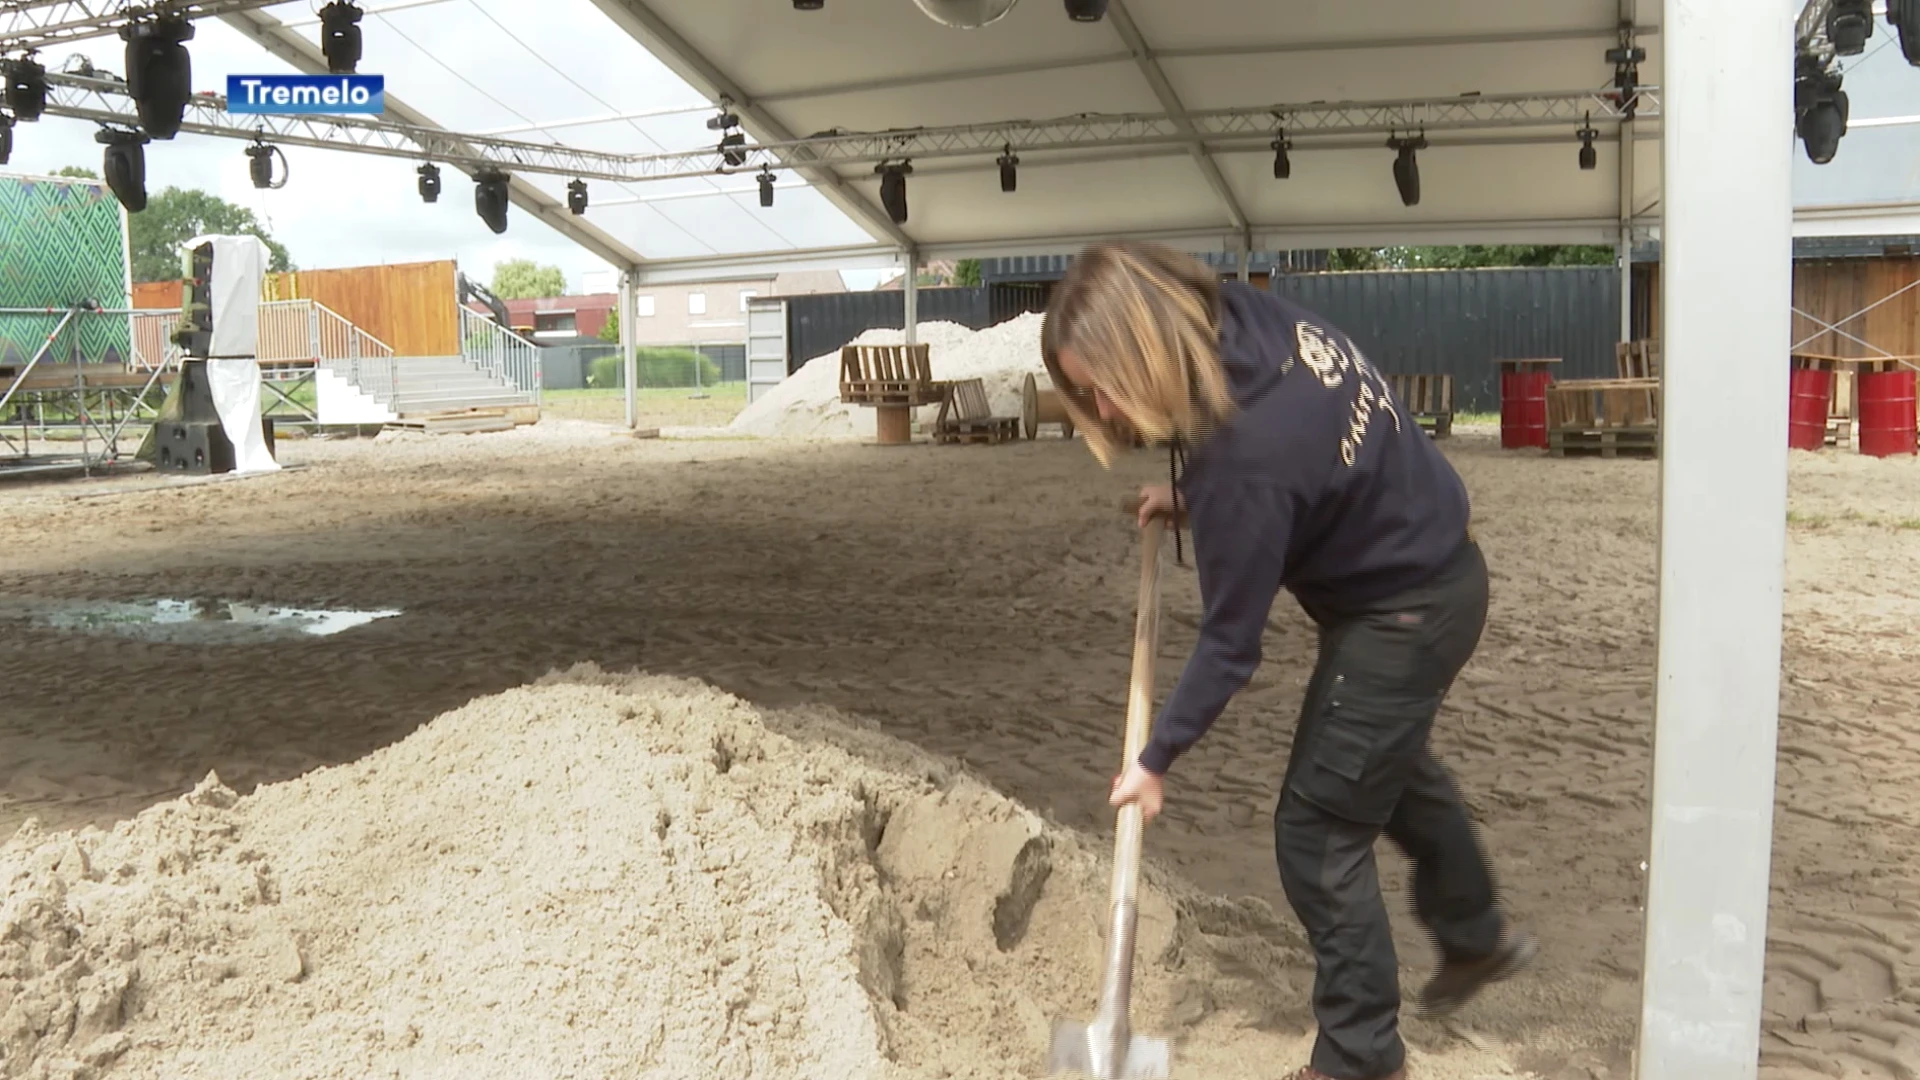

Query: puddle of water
16,598,400,642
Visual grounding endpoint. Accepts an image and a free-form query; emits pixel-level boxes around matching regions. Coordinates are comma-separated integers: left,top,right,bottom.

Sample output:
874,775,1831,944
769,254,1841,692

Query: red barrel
1787,367,1832,451
1857,369,1918,457
1500,369,1551,449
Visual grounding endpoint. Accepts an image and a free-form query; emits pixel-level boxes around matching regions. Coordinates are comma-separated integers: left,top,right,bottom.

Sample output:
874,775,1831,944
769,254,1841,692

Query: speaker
153,420,234,475
171,359,222,423
172,241,214,358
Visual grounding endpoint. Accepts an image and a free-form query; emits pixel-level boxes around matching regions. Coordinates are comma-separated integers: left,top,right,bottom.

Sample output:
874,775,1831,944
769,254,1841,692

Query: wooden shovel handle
1122,520,1165,768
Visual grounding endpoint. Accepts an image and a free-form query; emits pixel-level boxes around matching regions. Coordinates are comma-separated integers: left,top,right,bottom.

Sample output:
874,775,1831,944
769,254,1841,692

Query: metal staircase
129,299,539,421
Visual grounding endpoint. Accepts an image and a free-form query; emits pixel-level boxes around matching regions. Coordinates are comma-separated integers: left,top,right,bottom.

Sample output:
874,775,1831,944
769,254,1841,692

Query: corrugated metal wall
781,285,1046,372
1270,268,1621,412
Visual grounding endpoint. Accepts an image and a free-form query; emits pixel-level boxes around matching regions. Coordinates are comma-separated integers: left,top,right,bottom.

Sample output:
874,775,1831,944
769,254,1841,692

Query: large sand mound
727,315,1052,440
0,670,1528,1080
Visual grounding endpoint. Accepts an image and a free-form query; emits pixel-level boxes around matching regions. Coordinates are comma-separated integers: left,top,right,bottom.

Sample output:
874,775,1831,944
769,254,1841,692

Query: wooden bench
1385,373,1454,438
838,343,944,444
932,378,1021,445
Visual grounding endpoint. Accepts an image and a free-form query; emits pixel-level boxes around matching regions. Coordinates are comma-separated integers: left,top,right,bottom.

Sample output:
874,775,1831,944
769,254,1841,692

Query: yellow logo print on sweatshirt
1293,321,1401,467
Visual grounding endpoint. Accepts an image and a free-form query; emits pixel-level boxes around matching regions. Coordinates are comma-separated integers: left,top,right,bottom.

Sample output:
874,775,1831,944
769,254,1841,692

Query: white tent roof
587,0,1665,280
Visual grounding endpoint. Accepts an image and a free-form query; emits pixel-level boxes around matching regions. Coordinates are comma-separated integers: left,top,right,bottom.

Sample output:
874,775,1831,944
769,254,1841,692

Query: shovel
1049,518,1172,1080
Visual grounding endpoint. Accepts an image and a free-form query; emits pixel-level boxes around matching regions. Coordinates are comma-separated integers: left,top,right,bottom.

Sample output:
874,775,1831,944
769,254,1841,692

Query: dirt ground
1,417,1916,1079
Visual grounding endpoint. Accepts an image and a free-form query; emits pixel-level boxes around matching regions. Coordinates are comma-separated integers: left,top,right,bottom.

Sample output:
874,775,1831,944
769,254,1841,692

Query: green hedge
587,347,722,389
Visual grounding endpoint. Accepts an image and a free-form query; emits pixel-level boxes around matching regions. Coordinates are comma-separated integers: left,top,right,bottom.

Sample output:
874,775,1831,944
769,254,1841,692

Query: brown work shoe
1283,1067,1406,1080
1413,925,1538,1020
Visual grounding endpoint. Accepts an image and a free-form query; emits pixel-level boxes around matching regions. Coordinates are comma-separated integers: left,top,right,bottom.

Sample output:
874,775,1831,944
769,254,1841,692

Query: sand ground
1,418,1917,1079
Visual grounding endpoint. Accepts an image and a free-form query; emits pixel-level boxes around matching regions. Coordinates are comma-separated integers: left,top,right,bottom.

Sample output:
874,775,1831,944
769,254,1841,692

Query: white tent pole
1636,2,1792,1078
904,250,920,347
620,270,637,430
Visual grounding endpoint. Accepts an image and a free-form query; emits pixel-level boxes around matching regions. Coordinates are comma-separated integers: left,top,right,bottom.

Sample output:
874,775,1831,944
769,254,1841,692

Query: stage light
245,140,287,189
417,162,441,202
4,55,48,121
1271,135,1291,179
1795,55,1848,165
997,146,1018,192
1388,133,1425,207
567,178,588,215
97,128,150,212
1892,0,1920,65
876,161,911,224
121,15,193,139
475,168,510,233
758,165,775,207
718,131,747,167
1065,0,1107,21
1828,0,1873,55
1577,116,1598,170
319,1,364,74
0,114,12,166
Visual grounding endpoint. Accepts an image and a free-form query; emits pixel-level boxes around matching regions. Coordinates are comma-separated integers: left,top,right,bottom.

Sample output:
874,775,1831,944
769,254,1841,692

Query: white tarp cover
184,234,278,474
205,358,280,474
186,233,268,359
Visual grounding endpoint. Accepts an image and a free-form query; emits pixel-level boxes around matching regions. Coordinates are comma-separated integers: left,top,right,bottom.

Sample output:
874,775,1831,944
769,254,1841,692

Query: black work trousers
1277,539,1504,1080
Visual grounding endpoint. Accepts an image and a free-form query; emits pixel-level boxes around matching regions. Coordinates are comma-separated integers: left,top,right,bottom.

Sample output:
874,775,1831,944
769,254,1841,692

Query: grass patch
542,383,748,430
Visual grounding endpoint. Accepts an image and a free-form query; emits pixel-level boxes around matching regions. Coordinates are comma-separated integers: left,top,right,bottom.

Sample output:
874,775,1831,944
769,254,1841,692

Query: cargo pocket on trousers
1289,691,1439,826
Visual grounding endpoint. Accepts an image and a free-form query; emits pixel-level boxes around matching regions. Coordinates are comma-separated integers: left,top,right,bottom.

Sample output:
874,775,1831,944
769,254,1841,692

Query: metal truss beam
757,25,1665,105
0,0,283,51
1105,0,1246,234
584,0,912,251
40,73,1658,186
216,5,647,270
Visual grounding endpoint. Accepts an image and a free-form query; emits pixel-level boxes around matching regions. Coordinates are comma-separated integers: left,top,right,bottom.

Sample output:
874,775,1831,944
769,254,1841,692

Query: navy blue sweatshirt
1137,283,1471,776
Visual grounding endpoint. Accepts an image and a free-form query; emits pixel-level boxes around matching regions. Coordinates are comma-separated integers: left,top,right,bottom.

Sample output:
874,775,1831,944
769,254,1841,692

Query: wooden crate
932,377,1021,445
1547,378,1660,429
1385,373,1454,438
1547,378,1659,458
838,344,942,407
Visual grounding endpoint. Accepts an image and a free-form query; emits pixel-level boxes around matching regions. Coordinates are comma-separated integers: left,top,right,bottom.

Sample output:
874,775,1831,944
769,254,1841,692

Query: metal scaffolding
0,0,283,50
37,70,1657,185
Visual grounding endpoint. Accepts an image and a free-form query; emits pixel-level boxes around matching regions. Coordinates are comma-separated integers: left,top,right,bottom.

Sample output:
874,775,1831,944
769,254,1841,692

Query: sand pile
0,670,1527,1080
727,314,1052,440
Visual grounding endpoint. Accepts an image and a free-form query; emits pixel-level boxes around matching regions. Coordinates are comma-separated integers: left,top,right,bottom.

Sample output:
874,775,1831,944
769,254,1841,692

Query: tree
1388,245,1615,269
953,258,983,287
491,259,566,299
58,170,298,282
598,306,620,343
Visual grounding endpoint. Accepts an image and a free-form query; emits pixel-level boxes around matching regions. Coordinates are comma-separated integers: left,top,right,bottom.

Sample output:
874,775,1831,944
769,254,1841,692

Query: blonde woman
1043,241,1534,1080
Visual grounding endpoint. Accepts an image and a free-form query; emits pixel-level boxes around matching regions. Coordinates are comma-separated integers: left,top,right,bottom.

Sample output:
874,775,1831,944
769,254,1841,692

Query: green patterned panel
0,173,133,367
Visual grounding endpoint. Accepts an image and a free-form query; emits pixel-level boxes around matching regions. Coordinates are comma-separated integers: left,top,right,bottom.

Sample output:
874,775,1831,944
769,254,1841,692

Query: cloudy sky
2,0,891,292
5,0,1919,292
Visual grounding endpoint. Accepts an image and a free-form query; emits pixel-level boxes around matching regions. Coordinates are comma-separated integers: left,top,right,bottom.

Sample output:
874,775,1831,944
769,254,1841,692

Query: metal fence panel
781,288,986,373
1268,268,1620,412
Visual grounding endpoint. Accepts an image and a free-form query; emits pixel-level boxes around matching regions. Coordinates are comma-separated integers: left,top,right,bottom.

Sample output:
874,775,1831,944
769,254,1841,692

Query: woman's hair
1040,240,1235,467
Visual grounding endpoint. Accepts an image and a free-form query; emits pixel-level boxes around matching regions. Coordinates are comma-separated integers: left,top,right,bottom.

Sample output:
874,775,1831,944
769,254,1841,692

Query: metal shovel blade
1048,1018,1171,1079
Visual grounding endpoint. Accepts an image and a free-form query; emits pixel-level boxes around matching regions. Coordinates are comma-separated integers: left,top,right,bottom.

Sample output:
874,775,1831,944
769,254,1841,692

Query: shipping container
1270,268,1622,413
769,285,1047,375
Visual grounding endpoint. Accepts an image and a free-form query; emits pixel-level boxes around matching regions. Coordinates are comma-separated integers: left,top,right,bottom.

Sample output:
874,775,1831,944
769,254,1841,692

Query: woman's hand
1134,484,1177,529
1110,762,1166,824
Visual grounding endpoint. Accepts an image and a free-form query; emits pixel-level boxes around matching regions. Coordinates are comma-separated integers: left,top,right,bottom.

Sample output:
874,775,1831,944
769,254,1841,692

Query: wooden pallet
1615,339,1661,380
1385,373,1454,438
838,344,942,407
1547,427,1658,458
932,377,1021,445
